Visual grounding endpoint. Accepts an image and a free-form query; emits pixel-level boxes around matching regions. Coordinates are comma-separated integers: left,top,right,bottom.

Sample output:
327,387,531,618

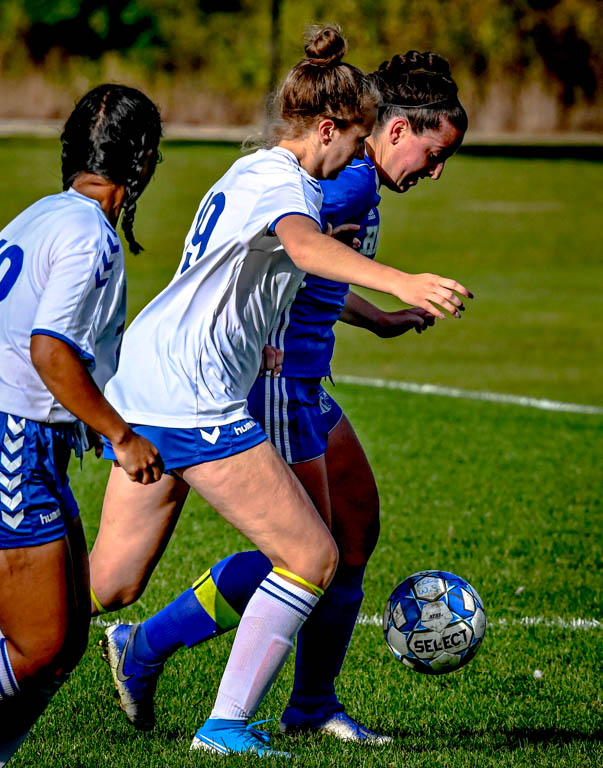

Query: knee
285,531,339,591
334,493,381,566
15,625,71,681
90,564,145,613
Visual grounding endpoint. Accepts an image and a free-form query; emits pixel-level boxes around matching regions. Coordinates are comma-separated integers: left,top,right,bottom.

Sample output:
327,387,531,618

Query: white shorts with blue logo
247,375,343,464
0,412,81,549
102,417,267,471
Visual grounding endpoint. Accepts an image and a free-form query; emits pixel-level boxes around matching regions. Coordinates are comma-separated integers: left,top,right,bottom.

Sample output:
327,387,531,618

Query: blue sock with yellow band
283,563,366,718
134,551,272,665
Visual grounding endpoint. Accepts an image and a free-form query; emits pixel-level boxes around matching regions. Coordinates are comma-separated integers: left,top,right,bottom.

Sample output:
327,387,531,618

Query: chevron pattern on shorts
0,416,25,530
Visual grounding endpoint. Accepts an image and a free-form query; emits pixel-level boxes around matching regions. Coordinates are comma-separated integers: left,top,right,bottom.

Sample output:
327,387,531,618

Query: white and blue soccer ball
383,570,486,674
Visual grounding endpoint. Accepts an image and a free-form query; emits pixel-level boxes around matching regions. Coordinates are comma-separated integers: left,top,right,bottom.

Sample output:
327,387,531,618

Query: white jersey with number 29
106,147,323,428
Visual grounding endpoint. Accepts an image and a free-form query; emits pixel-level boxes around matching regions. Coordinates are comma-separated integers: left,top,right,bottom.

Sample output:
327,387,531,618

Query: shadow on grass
390,726,602,750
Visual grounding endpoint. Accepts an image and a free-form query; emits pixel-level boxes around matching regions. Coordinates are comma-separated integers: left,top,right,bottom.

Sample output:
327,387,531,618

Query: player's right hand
393,272,473,319
113,430,164,484
260,344,284,377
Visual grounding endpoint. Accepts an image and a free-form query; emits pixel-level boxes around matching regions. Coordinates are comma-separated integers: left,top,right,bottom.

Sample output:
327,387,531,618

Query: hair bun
304,25,347,66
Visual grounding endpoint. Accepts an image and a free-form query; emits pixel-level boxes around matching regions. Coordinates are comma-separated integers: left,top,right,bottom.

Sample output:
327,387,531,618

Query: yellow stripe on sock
272,567,324,597
90,586,107,614
193,570,241,631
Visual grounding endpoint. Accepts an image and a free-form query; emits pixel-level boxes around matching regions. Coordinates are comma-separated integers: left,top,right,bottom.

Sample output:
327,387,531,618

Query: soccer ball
383,570,486,674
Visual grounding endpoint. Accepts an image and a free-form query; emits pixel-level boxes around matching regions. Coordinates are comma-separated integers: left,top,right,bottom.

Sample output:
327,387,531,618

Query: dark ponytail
372,51,468,135
61,84,162,254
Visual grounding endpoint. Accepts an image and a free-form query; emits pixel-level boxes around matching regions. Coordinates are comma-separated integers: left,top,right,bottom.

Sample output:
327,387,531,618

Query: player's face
321,114,375,181
379,118,464,194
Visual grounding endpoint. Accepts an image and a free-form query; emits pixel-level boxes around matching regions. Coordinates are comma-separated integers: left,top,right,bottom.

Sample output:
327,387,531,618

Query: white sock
0,630,19,700
0,627,25,763
210,572,320,721
0,627,66,765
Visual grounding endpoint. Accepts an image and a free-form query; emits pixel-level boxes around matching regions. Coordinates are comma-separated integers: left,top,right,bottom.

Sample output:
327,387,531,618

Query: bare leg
325,414,380,566
290,456,332,529
0,518,91,763
0,539,72,682
180,440,337,588
89,467,189,613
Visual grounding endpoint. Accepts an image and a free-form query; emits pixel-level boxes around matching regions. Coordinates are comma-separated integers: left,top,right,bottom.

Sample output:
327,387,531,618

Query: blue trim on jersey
278,155,381,377
30,329,96,369
103,418,267,471
269,211,321,233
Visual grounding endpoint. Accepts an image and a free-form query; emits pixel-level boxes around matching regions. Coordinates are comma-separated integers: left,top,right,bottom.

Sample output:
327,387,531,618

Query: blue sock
286,564,366,716
134,551,272,665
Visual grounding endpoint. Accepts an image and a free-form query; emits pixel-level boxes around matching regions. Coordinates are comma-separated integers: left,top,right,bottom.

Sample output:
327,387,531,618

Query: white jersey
106,147,322,428
0,189,126,423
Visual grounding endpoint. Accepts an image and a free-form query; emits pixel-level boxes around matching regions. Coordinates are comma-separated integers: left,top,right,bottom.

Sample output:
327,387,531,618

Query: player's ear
317,118,336,146
390,117,410,145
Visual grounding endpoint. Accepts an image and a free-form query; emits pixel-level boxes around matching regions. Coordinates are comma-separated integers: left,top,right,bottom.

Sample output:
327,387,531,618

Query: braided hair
61,84,162,254
372,51,467,136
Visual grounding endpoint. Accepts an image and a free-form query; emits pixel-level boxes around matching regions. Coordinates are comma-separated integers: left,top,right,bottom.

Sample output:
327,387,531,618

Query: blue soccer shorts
0,412,81,549
247,375,343,464
103,417,267,471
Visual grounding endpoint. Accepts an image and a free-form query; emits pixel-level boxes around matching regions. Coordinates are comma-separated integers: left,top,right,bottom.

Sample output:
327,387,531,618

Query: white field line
93,614,601,631
358,613,601,630
336,375,603,415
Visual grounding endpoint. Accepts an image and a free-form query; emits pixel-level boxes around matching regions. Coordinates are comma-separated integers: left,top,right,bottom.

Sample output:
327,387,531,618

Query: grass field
1,139,601,766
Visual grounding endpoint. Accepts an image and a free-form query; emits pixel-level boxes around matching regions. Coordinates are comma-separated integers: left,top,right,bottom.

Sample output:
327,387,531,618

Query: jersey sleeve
242,156,323,239
31,218,122,369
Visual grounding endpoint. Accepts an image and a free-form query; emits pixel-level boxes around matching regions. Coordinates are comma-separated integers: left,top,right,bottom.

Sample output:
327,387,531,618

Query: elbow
30,333,50,375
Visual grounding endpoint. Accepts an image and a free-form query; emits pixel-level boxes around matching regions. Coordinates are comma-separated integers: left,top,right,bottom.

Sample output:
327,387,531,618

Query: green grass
15,386,603,768
1,139,601,766
1,138,601,405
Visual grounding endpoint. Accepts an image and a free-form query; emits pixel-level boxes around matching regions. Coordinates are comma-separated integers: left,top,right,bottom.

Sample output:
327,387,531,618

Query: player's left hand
260,345,284,376
326,222,361,250
86,427,105,458
375,307,436,338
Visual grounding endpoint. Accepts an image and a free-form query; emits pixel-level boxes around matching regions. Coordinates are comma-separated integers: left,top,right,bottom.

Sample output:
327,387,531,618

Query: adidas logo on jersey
234,421,256,436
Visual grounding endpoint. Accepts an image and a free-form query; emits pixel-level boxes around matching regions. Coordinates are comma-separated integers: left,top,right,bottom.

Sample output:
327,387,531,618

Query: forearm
275,215,470,318
290,228,407,295
339,291,383,332
30,335,130,444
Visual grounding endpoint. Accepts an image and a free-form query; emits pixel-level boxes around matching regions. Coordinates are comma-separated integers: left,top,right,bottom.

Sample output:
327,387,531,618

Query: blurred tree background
0,0,600,132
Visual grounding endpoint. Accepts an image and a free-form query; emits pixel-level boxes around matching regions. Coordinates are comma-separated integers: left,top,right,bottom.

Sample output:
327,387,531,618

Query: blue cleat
190,718,290,757
101,623,163,731
280,708,392,744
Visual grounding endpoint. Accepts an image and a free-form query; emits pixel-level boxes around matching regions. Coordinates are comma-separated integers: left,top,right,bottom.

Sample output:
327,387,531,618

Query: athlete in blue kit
90,49,470,747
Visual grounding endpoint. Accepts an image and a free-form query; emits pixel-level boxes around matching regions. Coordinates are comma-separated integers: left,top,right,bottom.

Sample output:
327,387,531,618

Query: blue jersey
268,155,380,377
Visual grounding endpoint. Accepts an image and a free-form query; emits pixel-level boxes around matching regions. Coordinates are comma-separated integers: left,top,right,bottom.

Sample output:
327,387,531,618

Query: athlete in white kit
92,26,471,757
0,85,163,765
